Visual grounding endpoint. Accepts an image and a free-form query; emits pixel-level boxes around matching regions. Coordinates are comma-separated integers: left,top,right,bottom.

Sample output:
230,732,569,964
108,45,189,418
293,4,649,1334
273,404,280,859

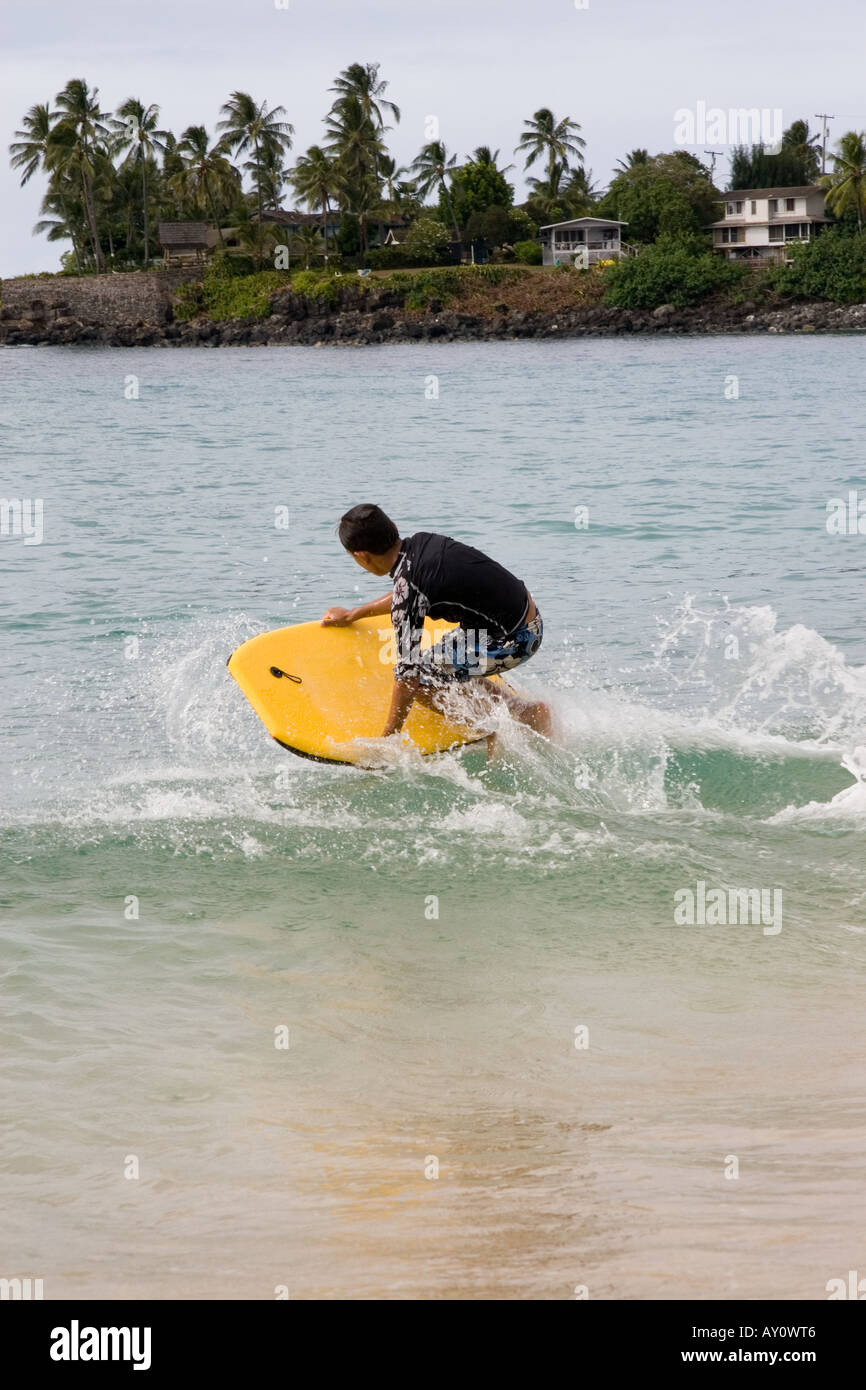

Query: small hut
158,222,211,268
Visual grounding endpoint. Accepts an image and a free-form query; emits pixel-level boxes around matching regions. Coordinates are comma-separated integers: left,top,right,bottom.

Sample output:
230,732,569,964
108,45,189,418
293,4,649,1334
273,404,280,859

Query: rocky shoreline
3,286,866,347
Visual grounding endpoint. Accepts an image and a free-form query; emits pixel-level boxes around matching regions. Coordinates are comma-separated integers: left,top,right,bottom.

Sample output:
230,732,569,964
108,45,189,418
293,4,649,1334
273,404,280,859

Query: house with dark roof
266,208,408,250
709,186,829,262
265,209,342,242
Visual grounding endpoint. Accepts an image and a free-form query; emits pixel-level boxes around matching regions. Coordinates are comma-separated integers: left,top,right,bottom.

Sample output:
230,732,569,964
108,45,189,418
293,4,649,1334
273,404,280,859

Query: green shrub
173,280,205,322
204,269,290,320
513,239,542,265
604,234,744,308
766,229,866,302
290,269,340,304
364,246,411,271
404,216,453,262
371,264,522,310
175,256,292,321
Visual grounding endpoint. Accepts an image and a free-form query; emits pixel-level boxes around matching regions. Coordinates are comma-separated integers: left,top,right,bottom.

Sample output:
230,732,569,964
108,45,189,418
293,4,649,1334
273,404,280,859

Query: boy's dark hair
338,504,399,554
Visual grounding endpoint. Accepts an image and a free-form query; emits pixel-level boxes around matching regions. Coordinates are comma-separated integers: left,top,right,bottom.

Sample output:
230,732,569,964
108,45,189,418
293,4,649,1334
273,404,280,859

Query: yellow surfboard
227,616,495,765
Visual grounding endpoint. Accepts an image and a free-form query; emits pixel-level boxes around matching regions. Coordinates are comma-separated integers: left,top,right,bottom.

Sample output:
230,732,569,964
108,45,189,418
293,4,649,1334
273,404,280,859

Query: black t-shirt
389,532,528,681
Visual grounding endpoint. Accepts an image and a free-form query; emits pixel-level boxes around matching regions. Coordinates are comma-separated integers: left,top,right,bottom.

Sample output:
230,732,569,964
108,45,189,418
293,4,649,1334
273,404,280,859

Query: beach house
709,186,829,263
539,217,630,267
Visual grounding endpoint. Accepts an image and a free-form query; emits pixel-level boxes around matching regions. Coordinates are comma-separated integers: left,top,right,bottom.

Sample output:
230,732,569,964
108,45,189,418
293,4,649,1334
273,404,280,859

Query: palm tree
291,225,325,268
252,139,292,212
232,203,282,269
781,120,821,181
525,175,566,223
33,178,86,273
325,95,386,252
217,92,294,228
10,101,84,272
471,145,515,175
561,164,600,215
110,99,167,266
9,101,58,184
822,131,866,230
515,108,585,202
289,145,340,262
160,132,186,213
410,140,460,239
330,61,400,129
377,152,407,204
51,78,110,271
110,158,144,262
171,126,242,242
615,148,649,174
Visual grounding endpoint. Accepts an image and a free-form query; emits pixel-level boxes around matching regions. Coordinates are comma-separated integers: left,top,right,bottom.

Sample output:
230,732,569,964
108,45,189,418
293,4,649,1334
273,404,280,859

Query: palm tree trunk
255,136,263,227
79,154,105,272
142,156,149,266
206,178,225,244
322,194,329,265
59,194,83,274
440,178,460,242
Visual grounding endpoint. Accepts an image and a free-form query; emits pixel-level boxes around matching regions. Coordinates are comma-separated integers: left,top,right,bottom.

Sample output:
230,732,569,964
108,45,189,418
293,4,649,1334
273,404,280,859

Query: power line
704,150,724,180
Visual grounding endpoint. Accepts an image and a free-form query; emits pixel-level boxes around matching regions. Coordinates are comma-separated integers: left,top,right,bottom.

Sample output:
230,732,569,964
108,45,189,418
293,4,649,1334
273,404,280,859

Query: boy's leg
403,675,551,749
403,615,551,745
487,681,552,737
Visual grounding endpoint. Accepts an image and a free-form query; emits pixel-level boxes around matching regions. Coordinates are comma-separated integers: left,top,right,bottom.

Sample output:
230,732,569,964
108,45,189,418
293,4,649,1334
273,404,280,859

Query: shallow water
1,339,864,1298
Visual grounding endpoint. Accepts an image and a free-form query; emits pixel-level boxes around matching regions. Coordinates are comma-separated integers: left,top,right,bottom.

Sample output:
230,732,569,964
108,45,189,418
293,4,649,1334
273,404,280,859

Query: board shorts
412,611,544,689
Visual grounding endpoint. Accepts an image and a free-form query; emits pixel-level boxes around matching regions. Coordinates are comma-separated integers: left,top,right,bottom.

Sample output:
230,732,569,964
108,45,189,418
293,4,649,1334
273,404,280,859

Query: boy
321,504,551,742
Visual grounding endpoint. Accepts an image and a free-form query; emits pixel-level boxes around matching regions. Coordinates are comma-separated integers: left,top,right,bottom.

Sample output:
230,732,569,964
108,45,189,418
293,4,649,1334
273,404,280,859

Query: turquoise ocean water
1,338,864,1299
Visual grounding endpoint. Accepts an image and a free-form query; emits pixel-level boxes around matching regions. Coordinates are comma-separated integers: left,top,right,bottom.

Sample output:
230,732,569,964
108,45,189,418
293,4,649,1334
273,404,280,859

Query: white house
709,186,829,263
539,217,630,267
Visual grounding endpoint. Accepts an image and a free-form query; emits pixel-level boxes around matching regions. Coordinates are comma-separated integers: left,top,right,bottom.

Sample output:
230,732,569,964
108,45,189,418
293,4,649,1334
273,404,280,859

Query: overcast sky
3,0,864,273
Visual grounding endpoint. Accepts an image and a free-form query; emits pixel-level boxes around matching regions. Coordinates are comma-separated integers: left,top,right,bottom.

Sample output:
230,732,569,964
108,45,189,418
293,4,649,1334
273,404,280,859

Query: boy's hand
321,606,354,626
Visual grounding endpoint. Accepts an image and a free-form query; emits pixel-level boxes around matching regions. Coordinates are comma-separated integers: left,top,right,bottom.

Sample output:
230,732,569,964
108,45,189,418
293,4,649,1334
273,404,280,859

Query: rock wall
0,268,200,333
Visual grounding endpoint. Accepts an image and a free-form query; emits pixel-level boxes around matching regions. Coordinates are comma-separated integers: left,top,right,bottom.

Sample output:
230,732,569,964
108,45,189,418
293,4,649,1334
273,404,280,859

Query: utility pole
814,114,835,175
704,150,724,182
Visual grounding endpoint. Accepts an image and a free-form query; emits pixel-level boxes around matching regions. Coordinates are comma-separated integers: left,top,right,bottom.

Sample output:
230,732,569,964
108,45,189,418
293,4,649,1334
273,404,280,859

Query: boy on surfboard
321,504,551,742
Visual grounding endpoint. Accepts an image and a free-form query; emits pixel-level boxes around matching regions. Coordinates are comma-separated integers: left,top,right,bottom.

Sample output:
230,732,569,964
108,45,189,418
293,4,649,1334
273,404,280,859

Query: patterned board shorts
412,612,544,688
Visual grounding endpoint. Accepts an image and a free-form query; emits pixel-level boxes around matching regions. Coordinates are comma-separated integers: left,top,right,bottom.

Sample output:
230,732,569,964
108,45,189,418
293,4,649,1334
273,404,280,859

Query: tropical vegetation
9,72,866,312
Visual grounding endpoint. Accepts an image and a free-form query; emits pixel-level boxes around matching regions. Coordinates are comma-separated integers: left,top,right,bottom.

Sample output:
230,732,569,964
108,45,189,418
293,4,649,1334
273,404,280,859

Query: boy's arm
383,575,429,737
321,591,392,625
382,679,417,737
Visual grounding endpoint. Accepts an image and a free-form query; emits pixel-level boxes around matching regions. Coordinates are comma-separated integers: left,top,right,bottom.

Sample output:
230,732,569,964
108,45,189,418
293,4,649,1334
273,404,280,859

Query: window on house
750,200,757,214
769,226,783,241
770,199,779,213
786,198,795,211
721,227,740,243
